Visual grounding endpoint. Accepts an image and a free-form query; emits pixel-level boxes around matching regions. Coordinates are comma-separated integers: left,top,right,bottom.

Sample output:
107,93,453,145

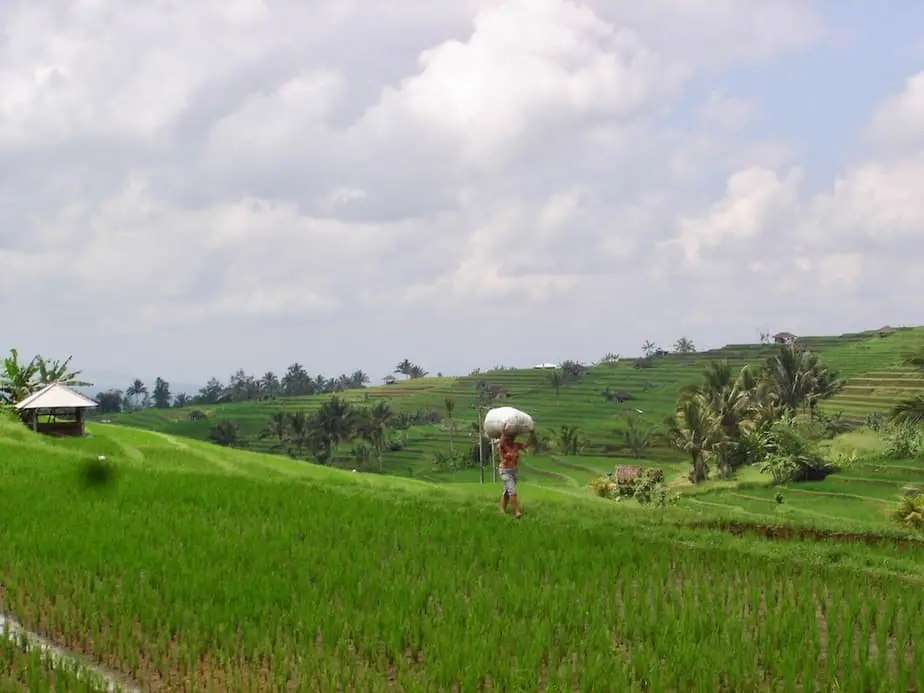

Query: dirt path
0,612,141,692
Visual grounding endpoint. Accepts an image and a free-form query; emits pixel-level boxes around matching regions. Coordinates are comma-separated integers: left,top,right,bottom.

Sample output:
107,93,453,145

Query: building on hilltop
14,383,98,437
383,375,397,385
773,331,797,344
877,325,897,337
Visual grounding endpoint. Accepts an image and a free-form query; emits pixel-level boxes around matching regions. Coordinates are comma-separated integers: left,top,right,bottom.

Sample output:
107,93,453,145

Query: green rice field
3,416,924,690
5,327,924,690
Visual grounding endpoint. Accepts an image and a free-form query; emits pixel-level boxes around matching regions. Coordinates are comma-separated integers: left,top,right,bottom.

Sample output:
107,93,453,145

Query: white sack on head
483,406,535,440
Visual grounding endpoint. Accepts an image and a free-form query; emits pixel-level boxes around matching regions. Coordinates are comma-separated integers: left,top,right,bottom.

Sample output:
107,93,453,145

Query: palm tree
309,396,357,464
443,396,457,454
125,379,148,411
890,396,924,427
281,362,311,396
762,343,841,413
357,400,394,471
673,337,696,353
260,371,281,398
621,414,652,459
680,361,753,477
349,370,371,388
286,411,312,457
259,412,290,451
641,341,657,357
209,420,239,447
394,359,413,379
667,398,720,484
0,349,39,404
35,355,91,389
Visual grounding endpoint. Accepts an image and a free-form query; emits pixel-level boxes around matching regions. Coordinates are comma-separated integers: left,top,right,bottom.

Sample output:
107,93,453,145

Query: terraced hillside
107,327,924,476
3,416,924,690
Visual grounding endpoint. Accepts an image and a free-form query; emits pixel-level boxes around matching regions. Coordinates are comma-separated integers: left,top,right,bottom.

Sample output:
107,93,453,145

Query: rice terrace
1,327,924,691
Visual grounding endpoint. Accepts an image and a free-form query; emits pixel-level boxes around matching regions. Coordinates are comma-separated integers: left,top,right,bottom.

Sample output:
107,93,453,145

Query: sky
3,0,924,393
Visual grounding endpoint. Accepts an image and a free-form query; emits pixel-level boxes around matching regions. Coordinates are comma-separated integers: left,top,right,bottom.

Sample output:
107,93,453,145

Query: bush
755,420,834,483
866,412,885,432
386,431,408,452
431,450,471,472
815,411,850,438
394,409,443,430
188,409,208,421
882,424,921,460
893,486,924,532
589,467,677,507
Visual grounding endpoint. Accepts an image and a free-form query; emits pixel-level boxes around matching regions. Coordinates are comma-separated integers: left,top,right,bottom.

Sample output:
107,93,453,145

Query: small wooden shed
773,331,797,344
15,383,98,437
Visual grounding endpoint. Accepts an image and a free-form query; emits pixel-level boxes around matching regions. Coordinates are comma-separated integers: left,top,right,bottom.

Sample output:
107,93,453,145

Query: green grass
3,418,924,689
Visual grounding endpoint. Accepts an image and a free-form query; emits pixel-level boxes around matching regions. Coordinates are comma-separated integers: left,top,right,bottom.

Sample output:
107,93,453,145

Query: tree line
212,395,458,473
94,358,431,414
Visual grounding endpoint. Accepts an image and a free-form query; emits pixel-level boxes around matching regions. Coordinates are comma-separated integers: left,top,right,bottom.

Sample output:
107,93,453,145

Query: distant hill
105,327,924,478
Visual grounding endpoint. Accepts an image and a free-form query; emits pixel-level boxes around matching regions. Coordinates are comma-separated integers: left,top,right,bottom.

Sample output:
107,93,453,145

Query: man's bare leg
500,491,509,515
510,493,521,519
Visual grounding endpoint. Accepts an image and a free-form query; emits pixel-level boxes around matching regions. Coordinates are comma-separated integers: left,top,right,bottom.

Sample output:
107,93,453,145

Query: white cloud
4,0,924,383
350,0,684,176
806,158,924,243
867,70,924,150
671,167,803,265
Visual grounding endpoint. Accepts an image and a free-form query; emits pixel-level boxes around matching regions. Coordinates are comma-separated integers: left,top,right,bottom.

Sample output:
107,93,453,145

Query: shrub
559,360,588,381
882,423,921,460
394,409,443,430
589,476,617,499
589,467,676,507
893,487,924,531
866,412,885,432
386,431,408,452
815,411,850,438
188,409,208,421
755,420,834,483
432,450,471,472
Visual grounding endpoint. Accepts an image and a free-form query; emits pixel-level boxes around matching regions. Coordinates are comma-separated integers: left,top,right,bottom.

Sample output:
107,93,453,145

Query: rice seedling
0,624,118,692
0,446,922,692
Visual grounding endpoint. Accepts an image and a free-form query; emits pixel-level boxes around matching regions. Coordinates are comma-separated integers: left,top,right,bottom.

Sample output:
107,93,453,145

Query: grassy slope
2,419,924,689
108,327,924,475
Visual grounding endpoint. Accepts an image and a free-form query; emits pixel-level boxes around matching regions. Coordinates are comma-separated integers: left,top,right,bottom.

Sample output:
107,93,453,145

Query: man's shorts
500,467,518,496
